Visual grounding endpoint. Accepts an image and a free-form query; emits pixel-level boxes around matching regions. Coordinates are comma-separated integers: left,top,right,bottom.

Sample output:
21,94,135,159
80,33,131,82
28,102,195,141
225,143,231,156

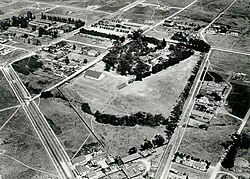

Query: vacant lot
39,96,93,158
67,34,112,48
0,108,59,178
0,70,19,110
144,0,195,7
0,49,27,64
179,114,241,165
209,50,250,77
112,4,178,25
45,6,108,24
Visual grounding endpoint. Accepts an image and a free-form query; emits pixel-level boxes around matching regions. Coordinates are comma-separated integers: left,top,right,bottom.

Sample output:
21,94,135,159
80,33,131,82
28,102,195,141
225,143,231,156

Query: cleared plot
144,0,195,7
39,97,93,158
205,34,250,53
112,4,178,25
0,70,19,110
209,50,250,77
178,114,241,165
45,7,108,24
0,1,34,15
67,34,112,48
97,0,135,13
0,108,59,178
0,49,27,64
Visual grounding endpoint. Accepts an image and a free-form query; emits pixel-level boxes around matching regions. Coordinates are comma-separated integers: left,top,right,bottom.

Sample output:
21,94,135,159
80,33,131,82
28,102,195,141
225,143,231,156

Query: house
87,49,100,57
117,83,127,90
192,161,207,171
121,153,141,164
75,165,90,176
84,70,105,80
105,156,115,165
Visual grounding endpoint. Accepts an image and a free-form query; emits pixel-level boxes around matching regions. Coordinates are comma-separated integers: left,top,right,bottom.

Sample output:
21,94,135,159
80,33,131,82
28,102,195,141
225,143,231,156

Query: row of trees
164,58,202,138
80,28,125,42
38,27,58,38
221,133,250,169
41,13,85,29
0,11,35,31
128,135,165,154
94,111,166,127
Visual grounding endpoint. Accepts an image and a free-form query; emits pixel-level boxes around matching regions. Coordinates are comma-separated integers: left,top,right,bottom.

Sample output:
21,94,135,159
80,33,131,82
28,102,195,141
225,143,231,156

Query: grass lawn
178,114,241,165
0,108,59,178
0,71,19,110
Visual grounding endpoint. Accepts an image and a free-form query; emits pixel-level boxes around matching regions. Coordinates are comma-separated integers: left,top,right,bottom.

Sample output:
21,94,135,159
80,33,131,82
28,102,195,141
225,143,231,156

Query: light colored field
0,107,18,128
0,108,59,178
45,6,108,25
209,50,250,77
112,4,178,25
39,97,92,158
67,34,112,48
0,49,27,64
97,0,135,13
0,71,19,110
144,0,195,7
178,114,241,165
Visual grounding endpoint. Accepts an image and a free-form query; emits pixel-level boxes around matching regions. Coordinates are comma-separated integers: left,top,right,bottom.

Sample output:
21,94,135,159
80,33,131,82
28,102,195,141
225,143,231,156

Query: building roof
75,165,90,174
85,70,102,79
72,155,86,165
121,153,141,164
192,161,207,170
117,83,127,90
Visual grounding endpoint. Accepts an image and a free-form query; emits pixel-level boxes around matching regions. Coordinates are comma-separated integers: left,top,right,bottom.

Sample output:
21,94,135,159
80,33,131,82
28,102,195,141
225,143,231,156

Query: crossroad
1,66,77,179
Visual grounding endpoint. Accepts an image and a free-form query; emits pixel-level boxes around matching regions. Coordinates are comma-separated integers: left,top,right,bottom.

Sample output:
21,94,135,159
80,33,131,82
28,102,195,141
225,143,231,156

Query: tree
72,44,76,50
152,134,165,147
141,140,153,150
128,147,137,155
27,11,33,20
83,59,88,64
65,56,69,65
81,103,92,115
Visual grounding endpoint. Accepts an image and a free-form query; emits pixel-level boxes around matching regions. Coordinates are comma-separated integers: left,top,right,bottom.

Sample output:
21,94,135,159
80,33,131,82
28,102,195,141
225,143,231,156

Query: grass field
39,96,93,158
0,49,27,64
67,34,112,48
0,108,59,178
209,50,250,77
178,114,241,165
45,6,108,25
97,0,135,13
112,4,178,25
60,52,200,156
0,107,18,128
144,0,195,7
0,71,19,110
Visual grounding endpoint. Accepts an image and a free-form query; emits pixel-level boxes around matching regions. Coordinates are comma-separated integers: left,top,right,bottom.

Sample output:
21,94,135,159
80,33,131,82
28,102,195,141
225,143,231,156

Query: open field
0,1,34,15
178,114,241,165
205,34,250,53
209,50,250,77
97,0,135,13
0,49,27,64
67,34,112,48
39,96,93,158
0,71,19,110
0,108,59,178
112,4,178,25
144,0,195,7
44,7,108,25
60,52,200,156
0,107,18,128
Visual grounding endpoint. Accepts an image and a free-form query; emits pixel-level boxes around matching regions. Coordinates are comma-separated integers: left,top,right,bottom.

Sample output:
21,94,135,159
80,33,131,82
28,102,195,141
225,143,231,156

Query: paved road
1,66,77,179
143,0,198,34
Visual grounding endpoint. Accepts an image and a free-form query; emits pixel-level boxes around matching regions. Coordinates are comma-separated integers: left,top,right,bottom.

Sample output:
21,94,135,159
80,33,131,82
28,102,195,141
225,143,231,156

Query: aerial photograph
0,0,249,179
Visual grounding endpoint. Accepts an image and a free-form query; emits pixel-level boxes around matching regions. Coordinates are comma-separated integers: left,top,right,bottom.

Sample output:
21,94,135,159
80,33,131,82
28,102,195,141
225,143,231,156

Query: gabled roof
85,70,102,79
